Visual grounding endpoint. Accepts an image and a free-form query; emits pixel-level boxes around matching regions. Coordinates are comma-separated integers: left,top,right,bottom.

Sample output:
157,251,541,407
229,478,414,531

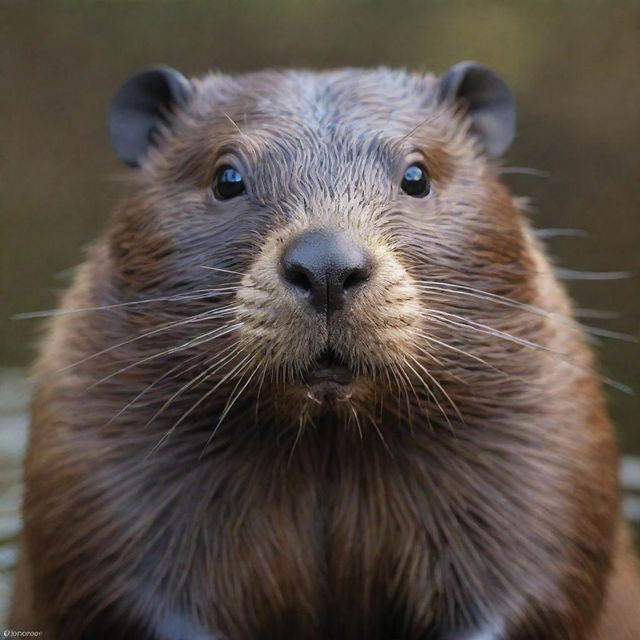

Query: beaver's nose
281,230,372,315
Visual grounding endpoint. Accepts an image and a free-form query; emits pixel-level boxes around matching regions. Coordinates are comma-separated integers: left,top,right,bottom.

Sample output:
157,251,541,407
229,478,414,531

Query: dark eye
401,164,430,198
213,165,246,200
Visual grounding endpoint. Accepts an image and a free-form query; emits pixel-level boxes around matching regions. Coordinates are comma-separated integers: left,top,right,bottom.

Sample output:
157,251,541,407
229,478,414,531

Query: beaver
8,62,640,639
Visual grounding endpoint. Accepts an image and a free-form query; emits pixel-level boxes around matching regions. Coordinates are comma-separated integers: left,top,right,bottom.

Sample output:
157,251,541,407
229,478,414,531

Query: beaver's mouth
303,348,353,387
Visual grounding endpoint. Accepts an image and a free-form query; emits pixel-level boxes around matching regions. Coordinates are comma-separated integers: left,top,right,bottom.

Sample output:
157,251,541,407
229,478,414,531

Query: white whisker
146,351,253,460
86,321,243,390
13,288,239,320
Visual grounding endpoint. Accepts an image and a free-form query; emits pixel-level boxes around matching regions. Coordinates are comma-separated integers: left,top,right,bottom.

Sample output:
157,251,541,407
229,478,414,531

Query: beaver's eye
213,165,246,200
401,164,430,198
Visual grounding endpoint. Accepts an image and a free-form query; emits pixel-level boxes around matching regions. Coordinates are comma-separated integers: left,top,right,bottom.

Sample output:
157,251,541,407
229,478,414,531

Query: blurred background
1,0,639,620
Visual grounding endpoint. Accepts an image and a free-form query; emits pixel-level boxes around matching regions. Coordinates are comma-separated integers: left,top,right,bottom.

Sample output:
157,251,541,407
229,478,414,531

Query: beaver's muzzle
280,229,372,316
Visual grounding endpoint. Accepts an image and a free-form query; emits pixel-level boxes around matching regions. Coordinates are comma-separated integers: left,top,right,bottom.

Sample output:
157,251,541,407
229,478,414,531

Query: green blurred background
2,0,638,449
0,0,639,619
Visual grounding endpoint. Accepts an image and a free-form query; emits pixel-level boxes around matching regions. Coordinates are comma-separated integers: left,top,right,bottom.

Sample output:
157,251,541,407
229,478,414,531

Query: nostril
280,230,372,314
285,265,313,293
343,266,371,292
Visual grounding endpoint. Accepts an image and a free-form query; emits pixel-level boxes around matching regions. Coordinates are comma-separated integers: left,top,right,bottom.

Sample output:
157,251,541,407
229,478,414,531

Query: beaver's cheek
234,250,328,374
331,247,424,372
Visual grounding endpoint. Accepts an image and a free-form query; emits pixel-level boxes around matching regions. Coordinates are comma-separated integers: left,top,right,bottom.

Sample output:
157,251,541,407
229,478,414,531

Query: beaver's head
106,63,537,429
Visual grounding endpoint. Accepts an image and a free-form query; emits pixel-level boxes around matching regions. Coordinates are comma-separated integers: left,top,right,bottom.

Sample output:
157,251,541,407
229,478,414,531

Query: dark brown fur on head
9,65,640,640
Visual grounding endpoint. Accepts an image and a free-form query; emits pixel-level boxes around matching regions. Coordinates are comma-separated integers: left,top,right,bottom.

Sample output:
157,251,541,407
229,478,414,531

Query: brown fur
9,68,640,639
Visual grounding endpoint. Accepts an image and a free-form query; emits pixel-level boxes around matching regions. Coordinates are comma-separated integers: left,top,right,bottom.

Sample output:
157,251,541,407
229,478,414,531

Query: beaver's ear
438,61,516,158
108,66,190,167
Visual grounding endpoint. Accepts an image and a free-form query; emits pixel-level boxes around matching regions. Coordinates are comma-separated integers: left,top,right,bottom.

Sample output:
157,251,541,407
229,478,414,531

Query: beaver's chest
125,429,515,640
38,412,591,639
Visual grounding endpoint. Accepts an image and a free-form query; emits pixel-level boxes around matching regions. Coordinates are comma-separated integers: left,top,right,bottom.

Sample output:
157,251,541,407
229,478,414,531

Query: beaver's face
108,64,530,422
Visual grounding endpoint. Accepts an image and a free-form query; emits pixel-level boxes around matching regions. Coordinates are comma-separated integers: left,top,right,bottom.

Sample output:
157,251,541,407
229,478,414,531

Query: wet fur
9,69,640,639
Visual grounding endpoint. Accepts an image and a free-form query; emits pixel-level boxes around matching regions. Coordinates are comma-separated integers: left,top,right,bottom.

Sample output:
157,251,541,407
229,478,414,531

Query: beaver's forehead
194,68,437,136
185,70,443,205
